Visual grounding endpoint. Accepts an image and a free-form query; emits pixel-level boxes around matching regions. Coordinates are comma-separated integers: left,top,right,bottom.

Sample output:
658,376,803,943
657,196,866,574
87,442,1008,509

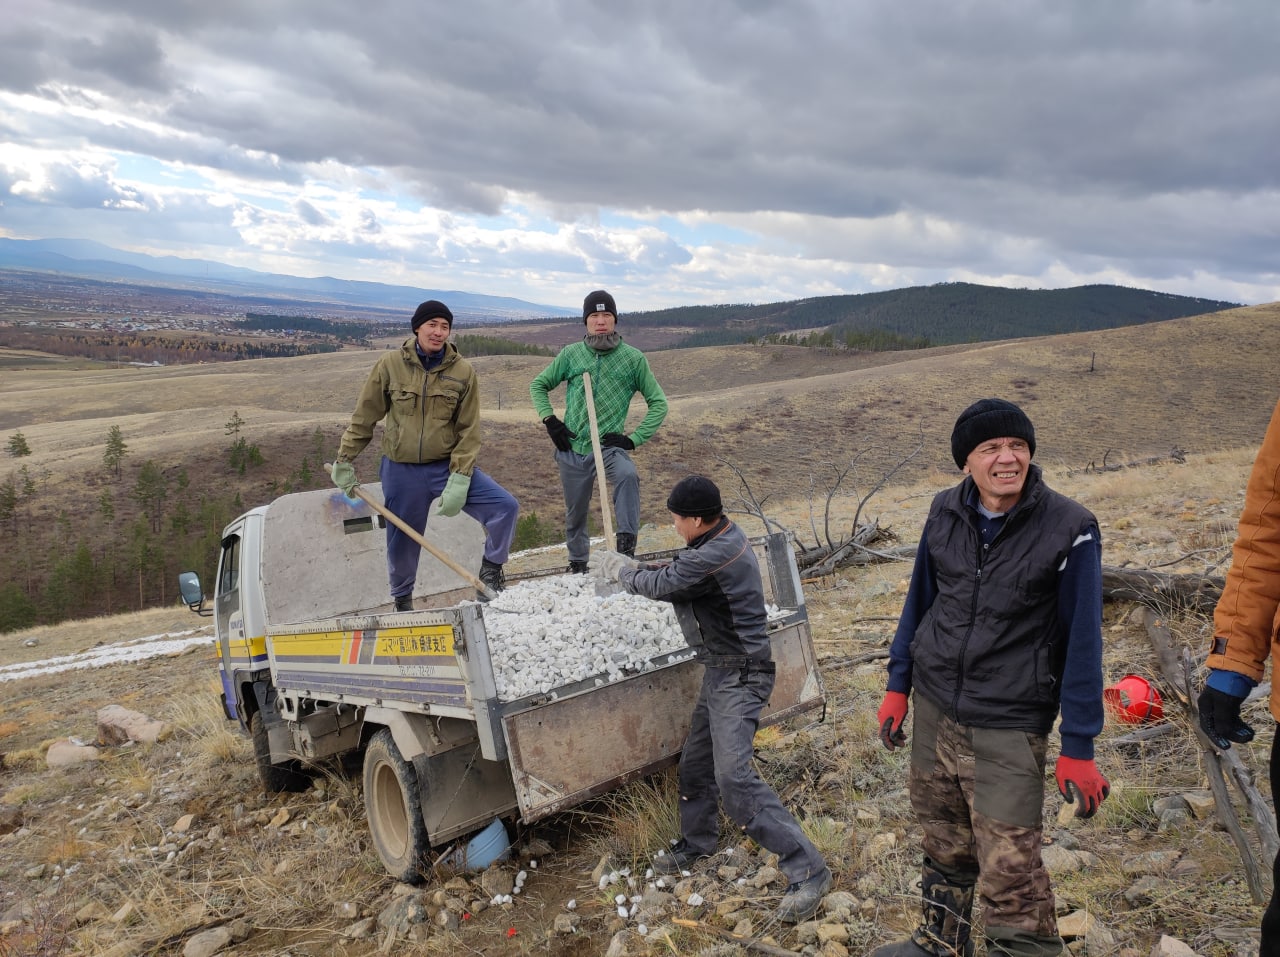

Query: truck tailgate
500,617,824,822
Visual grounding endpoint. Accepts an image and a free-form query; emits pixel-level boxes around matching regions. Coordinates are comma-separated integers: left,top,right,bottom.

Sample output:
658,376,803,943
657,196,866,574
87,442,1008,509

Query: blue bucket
449,818,511,872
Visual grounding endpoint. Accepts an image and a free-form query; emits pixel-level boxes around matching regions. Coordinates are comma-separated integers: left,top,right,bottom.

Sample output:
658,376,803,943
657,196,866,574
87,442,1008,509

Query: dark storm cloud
3,0,1277,303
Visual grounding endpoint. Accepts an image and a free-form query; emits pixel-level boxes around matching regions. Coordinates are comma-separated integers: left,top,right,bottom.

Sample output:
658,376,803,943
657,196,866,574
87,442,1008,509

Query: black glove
543,416,576,452
601,433,635,451
1197,685,1256,750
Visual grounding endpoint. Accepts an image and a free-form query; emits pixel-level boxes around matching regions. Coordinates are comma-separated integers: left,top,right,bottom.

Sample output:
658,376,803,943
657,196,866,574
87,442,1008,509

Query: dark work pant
1264,725,1280,957
555,447,640,562
380,457,518,598
677,664,826,884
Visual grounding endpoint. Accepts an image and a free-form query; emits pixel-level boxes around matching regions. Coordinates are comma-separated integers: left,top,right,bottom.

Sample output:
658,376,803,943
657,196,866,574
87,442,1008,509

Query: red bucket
1103,674,1164,724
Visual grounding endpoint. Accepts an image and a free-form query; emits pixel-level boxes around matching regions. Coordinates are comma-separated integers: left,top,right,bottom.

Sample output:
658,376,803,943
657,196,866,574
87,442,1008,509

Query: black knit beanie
583,290,618,324
411,300,453,331
667,475,723,518
950,398,1036,468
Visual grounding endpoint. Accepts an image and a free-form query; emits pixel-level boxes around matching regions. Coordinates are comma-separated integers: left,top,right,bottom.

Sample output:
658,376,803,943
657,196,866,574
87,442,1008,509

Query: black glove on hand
543,416,576,452
601,433,635,451
1198,685,1256,750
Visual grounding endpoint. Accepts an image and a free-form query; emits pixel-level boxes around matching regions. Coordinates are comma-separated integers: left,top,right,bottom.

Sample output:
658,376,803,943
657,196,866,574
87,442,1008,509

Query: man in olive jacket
329,300,518,606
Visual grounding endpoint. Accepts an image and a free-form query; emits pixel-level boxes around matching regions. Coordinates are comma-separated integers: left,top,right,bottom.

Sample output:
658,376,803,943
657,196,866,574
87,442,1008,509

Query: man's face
415,317,451,353
671,511,705,544
586,311,616,336
963,436,1031,512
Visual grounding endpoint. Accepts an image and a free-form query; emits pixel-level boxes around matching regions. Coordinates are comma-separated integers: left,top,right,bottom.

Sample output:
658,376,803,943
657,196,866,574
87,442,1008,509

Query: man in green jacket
530,290,668,570
329,300,518,607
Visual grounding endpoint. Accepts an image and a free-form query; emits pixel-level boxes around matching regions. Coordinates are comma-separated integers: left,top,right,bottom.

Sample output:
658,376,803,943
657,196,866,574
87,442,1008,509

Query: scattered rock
1124,875,1163,905
46,739,101,768
1157,807,1192,832
183,925,233,957
1150,936,1201,957
1181,791,1217,820
863,832,897,861
1042,845,1097,875
97,704,170,745
341,917,376,939
479,864,515,898
0,804,22,835
1152,795,1189,816
1122,850,1181,876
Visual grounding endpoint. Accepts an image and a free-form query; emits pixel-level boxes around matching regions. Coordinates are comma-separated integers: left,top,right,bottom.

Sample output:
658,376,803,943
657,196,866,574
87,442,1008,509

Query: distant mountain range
0,237,1245,345
0,237,575,322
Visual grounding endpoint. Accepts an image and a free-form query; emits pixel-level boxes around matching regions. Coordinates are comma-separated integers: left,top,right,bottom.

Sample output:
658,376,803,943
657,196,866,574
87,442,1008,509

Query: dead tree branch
1140,607,1277,903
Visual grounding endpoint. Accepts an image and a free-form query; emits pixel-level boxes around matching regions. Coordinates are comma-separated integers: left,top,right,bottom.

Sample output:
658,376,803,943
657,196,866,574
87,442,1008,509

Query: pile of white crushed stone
480,573,784,702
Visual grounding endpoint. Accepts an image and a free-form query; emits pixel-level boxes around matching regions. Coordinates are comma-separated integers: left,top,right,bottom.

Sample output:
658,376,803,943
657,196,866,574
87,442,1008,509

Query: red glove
1055,756,1110,818
876,691,909,751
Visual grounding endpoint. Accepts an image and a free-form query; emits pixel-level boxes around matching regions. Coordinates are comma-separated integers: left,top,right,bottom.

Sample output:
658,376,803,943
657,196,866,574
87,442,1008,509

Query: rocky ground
0,449,1274,957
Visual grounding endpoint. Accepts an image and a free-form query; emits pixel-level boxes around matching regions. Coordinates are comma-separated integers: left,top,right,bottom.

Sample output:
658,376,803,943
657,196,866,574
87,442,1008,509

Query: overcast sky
2,1,1277,311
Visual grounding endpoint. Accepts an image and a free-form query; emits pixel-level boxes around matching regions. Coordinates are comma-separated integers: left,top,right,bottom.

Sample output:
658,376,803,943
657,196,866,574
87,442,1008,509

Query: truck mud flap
501,620,824,823
414,745,520,847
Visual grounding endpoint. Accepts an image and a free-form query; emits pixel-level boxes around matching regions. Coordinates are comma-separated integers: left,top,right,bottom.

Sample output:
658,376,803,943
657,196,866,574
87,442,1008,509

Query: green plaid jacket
530,340,668,454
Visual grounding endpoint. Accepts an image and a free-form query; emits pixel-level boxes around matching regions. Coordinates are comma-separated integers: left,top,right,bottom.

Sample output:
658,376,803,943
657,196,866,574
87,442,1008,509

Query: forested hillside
626,283,1241,348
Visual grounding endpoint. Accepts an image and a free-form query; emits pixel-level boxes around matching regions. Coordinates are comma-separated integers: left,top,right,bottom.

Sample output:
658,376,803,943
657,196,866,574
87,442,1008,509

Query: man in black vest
872,398,1109,957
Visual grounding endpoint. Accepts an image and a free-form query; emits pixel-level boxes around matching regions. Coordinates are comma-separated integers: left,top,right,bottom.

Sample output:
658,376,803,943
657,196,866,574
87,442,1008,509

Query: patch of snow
0,629,215,683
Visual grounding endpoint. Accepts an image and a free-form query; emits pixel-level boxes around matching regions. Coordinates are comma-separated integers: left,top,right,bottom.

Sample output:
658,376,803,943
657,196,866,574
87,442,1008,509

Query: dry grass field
3,302,1278,538
2,303,1279,955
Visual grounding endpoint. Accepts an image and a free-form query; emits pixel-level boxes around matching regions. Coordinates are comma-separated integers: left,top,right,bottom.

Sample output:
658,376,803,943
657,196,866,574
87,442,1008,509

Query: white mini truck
180,485,825,882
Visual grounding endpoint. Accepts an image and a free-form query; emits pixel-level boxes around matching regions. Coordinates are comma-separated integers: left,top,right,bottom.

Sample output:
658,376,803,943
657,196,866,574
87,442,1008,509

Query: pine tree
103,425,128,479
6,431,31,457
132,460,168,533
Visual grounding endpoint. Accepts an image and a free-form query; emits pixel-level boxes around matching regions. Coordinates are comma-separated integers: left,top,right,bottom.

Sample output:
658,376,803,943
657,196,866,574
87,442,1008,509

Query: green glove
328,460,358,495
437,472,471,517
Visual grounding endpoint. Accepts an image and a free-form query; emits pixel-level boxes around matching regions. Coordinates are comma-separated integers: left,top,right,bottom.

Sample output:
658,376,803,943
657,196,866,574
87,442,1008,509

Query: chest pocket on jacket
426,385,461,421
391,387,420,406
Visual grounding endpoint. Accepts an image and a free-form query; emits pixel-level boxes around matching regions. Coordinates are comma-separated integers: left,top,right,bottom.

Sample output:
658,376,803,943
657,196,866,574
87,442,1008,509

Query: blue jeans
555,447,640,562
379,457,518,598
677,665,826,884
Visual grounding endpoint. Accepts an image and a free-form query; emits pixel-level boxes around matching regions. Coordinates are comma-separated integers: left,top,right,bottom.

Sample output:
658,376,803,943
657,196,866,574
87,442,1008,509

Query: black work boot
615,532,637,557
478,559,505,594
393,594,413,612
651,839,711,875
870,858,975,957
775,865,833,923
568,560,589,574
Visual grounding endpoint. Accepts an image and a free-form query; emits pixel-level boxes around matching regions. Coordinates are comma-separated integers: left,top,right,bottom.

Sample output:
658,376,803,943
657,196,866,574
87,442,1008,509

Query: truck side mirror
178,571,211,616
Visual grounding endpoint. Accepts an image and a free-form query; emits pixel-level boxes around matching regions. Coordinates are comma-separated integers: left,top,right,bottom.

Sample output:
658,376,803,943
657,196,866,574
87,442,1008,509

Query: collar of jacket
686,515,732,549
583,331,622,353
400,337,458,369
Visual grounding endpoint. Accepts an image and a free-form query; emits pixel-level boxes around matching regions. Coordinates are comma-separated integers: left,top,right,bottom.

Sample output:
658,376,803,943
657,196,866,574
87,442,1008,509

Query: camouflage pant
909,693,1057,939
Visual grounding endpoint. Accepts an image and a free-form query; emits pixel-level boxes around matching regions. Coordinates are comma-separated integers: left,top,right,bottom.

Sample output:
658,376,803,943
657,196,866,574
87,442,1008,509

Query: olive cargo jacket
1207,398,1280,721
337,338,481,475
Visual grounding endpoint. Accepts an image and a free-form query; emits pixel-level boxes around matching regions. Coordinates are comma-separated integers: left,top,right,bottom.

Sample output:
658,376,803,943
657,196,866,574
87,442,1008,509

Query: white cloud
1,0,1277,308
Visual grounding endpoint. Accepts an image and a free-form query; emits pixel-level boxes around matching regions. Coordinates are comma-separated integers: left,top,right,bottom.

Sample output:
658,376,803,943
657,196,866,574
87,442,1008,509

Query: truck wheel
363,728,429,884
250,710,310,793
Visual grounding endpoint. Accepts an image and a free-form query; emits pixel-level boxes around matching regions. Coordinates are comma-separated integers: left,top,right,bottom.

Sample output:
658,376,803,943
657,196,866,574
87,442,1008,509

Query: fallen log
1102,567,1224,612
796,539,1225,611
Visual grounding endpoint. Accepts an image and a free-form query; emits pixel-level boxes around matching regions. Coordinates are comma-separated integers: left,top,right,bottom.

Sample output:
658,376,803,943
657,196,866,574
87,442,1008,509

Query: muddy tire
250,709,310,793
363,728,429,883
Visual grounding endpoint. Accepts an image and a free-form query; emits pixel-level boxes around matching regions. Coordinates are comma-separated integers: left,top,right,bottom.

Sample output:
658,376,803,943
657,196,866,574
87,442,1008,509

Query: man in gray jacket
591,475,832,923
